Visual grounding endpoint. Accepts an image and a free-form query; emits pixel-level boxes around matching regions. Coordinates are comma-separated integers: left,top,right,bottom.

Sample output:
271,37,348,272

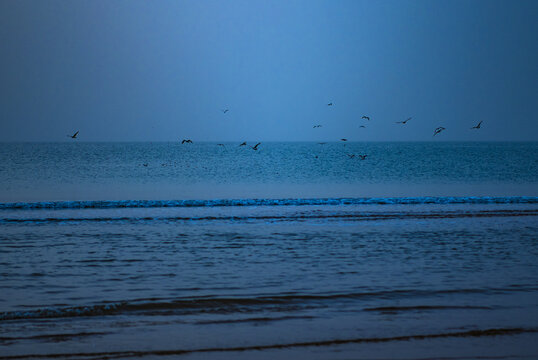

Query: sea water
0,142,537,359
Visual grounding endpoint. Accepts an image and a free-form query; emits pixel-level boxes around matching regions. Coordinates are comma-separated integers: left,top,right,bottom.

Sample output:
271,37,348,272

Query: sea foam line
0,196,537,210
1,208,537,224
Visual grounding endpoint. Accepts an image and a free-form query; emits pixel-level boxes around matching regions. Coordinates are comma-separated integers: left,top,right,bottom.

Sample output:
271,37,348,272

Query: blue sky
0,0,537,141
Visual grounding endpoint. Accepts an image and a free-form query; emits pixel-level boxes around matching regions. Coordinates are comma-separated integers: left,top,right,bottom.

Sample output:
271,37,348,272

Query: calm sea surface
0,142,537,359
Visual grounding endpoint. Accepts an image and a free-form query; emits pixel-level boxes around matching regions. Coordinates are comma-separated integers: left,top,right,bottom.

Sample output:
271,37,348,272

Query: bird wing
73,131,79,137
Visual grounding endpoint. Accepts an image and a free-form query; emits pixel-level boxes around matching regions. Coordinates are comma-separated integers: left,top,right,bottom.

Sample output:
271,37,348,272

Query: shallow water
0,142,537,359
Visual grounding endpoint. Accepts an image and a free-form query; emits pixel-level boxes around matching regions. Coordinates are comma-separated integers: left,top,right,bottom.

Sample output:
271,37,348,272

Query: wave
364,305,493,312
1,196,537,210
0,328,535,359
195,315,315,325
1,286,532,321
1,209,536,224
0,331,109,343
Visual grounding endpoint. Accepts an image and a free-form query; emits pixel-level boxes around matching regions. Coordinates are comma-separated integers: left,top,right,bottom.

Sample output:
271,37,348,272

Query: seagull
396,117,412,124
340,138,347,142
362,116,370,121
471,121,483,129
142,163,148,167
359,125,366,128
67,131,79,139
251,142,261,150
181,139,193,144
221,109,229,114
358,154,367,160
239,142,247,146
313,125,322,128
327,102,333,106
347,154,355,159
433,127,446,136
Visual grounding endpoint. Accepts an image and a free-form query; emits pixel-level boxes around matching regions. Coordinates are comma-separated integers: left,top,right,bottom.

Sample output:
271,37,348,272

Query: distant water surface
0,142,536,201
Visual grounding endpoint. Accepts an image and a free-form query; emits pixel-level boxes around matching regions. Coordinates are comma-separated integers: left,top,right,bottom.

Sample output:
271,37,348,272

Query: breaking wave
0,196,537,210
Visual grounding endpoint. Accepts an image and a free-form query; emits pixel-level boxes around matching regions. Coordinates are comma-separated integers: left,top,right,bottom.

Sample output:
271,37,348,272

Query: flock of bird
67,104,484,162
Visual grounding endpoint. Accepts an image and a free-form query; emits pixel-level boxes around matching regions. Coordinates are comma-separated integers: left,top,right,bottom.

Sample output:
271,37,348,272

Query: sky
0,0,537,142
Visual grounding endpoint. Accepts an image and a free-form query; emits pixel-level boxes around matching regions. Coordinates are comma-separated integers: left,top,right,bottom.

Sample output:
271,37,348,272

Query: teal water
0,142,537,359
0,142,536,201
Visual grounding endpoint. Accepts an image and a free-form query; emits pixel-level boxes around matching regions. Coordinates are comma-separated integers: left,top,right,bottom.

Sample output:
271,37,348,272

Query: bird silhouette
433,127,446,136
359,125,366,128
358,154,367,160
217,143,225,147
181,139,193,144
221,109,229,114
67,131,79,139
239,142,247,146
362,116,370,120
340,138,347,142
327,102,333,106
347,154,355,159
318,142,327,145
251,142,261,150
471,121,483,129
313,125,322,128
396,117,412,124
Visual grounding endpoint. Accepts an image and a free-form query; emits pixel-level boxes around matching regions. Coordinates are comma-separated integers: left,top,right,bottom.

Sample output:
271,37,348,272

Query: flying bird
361,116,370,121
68,131,79,139
396,117,412,124
221,109,229,114
239,142,247,146
433,127,446,136
340,138,347,142
181,139,193,144
313,125,322,128
318,142,327,145
327,102,333,106
471,121,483,129
251,142,261,150
347,154,355,159
217,143,225,147
358,154,367,160
359,125,366,128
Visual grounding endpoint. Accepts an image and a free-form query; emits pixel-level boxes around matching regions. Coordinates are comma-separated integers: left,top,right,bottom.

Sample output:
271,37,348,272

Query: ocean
0,142,537,359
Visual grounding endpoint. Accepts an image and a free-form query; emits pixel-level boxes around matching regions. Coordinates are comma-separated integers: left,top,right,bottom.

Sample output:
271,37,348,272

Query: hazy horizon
2,139,538,144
